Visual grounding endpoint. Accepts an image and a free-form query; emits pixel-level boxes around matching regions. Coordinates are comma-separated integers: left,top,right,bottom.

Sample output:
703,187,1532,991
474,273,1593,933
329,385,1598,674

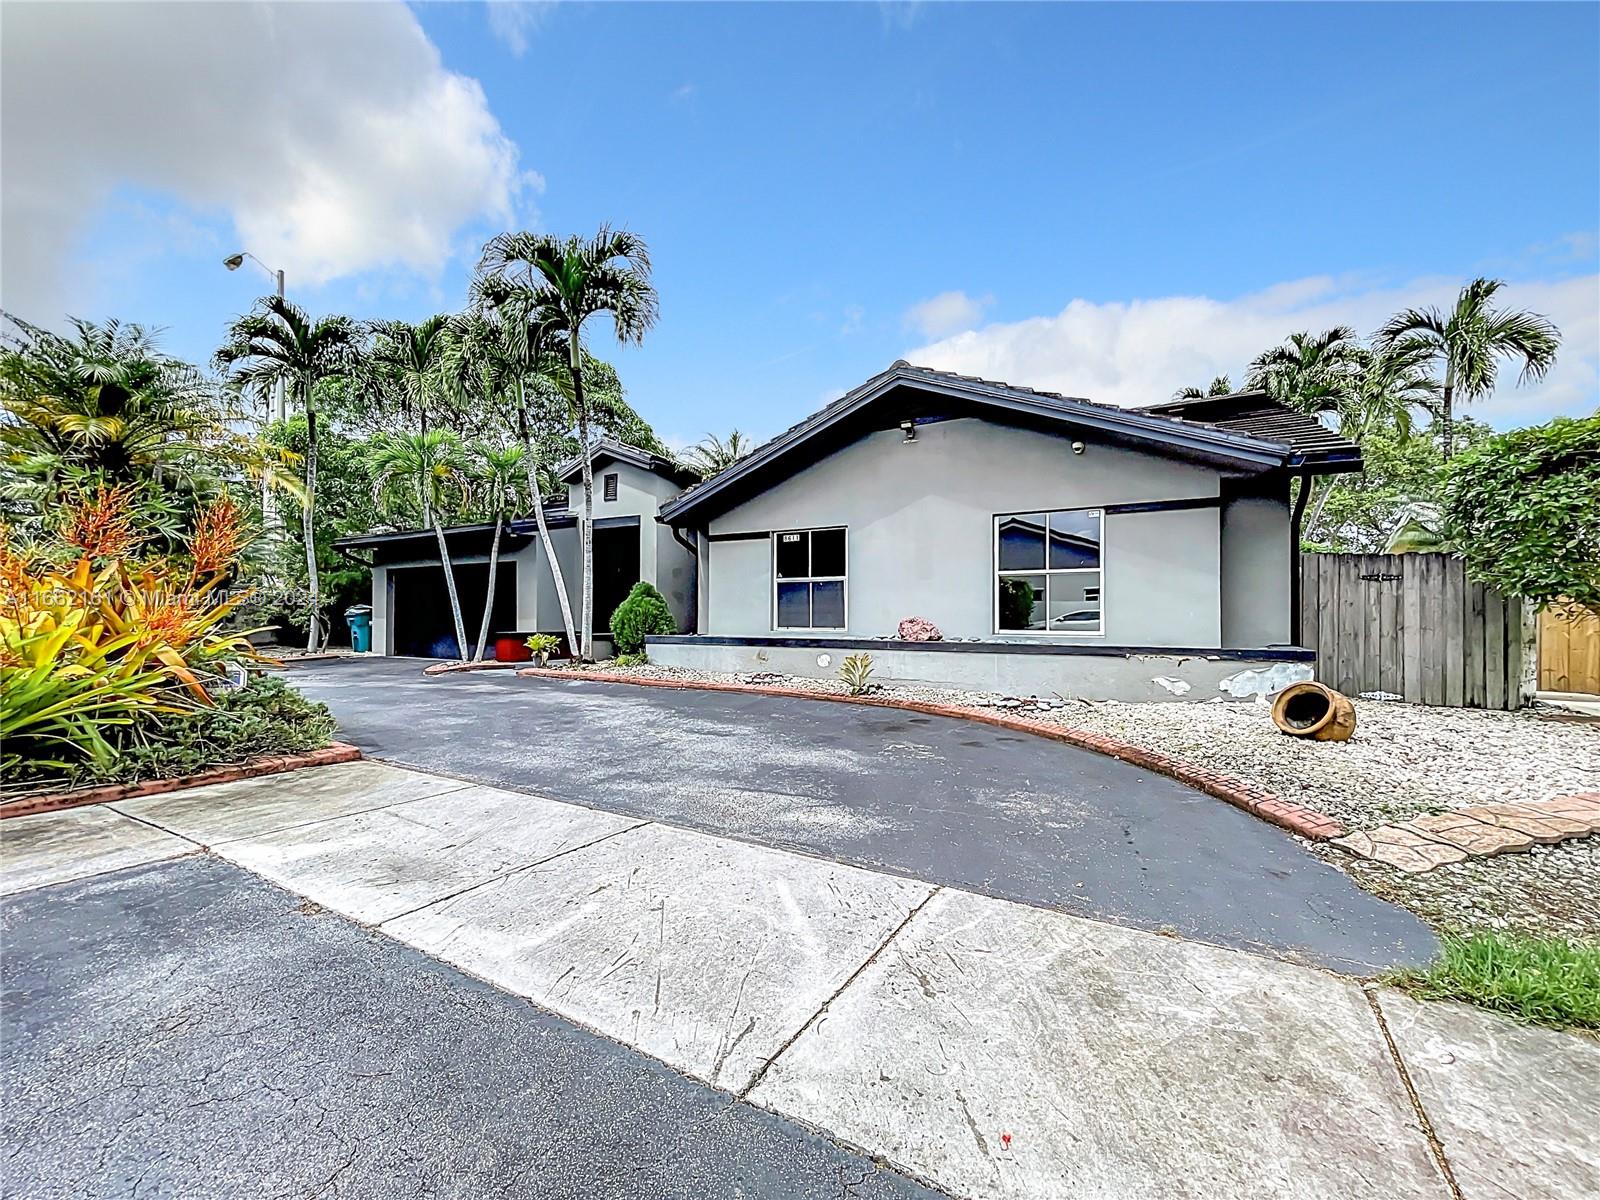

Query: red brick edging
0,743,363,821
513,669,1346,841
422,659,526,676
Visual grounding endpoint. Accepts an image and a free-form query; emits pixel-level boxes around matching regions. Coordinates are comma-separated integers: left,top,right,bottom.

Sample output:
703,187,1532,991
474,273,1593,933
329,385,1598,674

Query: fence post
1517,600,1538,709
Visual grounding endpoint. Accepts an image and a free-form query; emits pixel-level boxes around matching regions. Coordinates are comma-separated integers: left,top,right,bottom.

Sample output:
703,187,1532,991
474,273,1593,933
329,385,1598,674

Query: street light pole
224,251,289,533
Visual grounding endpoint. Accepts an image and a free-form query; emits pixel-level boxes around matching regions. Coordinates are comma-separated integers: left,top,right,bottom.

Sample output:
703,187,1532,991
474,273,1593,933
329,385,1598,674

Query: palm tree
684,429,753,476
371,430,472,662
214,297,360,650
367,315,454,436
477,227,658,660
1303,339,1441,534
1171,375,1234,401
0,313,298,514
469,442,528,661
1376,278,1561,458
449,292,581,656
1244,327,1363,415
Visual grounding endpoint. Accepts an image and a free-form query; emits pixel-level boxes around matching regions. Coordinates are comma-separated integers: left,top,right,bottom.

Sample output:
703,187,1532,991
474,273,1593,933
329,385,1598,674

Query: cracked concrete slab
214,784,639,924
384,822,933,1092
0,806,193,895
113,759,474,844
1376,990,1600,1200
749,888,1448,1200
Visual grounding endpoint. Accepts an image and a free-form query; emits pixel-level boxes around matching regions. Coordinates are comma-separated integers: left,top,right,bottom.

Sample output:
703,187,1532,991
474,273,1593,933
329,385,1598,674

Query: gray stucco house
649,362,1358,700
342,362,1359,701
337,441,699,660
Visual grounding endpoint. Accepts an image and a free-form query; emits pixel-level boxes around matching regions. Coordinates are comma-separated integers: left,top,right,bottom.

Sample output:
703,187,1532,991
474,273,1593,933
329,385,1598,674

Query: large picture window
774,527,846,630
995,509,1103,634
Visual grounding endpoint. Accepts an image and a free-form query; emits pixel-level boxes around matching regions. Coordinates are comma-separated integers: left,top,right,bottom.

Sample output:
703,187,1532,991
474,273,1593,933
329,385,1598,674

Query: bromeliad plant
0,485,262,775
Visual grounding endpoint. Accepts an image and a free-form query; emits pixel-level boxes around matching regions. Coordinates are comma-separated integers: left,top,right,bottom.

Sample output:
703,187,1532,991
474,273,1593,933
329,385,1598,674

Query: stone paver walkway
3,762,1596,1200
1333,793,1600,873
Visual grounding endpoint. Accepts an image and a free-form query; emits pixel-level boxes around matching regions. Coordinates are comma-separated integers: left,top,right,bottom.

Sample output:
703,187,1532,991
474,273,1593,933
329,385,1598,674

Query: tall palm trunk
301,386,322,652
570,338,595,661
425,490,470,661
1440,359,1455,461
473,514,503,662
515,383,579,656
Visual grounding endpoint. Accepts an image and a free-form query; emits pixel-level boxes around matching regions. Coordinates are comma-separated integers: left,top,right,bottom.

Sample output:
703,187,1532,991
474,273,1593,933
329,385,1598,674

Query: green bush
614,651,648,668
610,582,677,656
17,674,337,792
1387,932,1600,1031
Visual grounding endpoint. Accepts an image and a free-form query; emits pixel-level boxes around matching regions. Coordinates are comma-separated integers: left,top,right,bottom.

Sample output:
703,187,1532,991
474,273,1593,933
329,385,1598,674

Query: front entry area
593,524,641,634
388,562,516,658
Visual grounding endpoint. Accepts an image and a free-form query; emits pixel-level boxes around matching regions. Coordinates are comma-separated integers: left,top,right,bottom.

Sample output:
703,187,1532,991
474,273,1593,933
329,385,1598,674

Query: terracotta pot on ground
1271,681,1357,741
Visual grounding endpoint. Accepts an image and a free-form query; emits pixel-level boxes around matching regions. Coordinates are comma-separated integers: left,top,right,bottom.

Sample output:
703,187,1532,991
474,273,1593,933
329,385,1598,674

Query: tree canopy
1442,415,1599,614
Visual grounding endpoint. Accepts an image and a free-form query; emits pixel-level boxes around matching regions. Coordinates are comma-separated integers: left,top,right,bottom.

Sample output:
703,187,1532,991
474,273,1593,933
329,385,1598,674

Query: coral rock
897,616,943,642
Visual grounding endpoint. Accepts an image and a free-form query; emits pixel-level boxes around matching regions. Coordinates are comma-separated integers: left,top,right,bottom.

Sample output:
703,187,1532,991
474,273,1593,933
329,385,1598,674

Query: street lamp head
223,253,246,271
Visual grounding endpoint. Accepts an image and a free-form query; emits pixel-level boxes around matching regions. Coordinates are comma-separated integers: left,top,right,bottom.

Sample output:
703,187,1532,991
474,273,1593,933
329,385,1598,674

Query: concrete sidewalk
3,760,1595,1200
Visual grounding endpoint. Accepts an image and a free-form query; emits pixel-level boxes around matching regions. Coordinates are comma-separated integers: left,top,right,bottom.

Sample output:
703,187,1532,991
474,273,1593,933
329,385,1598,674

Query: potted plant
524,633,561,667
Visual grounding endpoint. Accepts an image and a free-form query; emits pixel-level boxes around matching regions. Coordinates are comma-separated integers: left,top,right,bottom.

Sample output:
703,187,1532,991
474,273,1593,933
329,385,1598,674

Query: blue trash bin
345,605,373,654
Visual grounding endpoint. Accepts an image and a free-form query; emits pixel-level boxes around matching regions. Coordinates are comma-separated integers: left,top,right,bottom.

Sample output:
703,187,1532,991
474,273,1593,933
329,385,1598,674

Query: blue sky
5,2,1597,444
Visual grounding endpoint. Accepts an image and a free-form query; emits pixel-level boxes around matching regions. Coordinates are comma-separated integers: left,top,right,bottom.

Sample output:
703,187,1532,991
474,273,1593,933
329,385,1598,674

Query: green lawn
1388,932,1600,1031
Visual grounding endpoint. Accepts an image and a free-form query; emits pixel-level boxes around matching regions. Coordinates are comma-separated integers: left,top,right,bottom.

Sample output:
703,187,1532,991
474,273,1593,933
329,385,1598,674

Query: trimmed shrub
610,582,677,656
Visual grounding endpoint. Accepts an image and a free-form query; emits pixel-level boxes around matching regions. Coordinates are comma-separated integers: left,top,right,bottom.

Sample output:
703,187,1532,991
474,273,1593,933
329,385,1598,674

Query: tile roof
1138,392,1360,462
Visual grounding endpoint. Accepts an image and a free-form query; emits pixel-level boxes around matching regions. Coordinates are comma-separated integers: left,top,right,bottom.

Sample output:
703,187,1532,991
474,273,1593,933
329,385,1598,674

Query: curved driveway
289,657,1436,973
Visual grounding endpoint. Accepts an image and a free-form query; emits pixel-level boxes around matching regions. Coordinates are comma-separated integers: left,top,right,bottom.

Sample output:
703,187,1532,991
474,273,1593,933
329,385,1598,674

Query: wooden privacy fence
1538,604,1600,696
1299,553,1527,709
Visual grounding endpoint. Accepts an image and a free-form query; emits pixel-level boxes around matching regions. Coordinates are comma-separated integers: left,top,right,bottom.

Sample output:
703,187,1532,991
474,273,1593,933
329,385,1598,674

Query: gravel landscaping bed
542,660,1600,938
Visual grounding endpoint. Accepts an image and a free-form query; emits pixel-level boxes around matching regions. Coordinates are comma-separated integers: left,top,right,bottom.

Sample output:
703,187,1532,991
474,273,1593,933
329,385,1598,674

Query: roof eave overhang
661,368,1292,525
333,522,538,552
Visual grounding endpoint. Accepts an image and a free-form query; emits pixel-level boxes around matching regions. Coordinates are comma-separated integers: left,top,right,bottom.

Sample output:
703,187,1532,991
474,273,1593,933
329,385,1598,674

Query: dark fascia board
555,439,699,487
336,511,647,552
333,522,524,551
506,513,641,536
659,365,1294,525
645,633,1314,663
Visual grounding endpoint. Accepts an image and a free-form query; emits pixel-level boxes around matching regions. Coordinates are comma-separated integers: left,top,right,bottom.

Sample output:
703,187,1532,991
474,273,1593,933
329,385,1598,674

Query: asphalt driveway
288,657,1436,972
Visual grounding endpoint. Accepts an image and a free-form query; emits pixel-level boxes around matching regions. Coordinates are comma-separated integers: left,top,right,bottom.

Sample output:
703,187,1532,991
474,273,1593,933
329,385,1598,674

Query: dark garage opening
389,562,516,659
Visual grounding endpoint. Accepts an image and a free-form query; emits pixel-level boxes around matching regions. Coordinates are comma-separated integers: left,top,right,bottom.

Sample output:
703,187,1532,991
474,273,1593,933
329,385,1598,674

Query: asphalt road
288,657,1437,973
0,856,946,1200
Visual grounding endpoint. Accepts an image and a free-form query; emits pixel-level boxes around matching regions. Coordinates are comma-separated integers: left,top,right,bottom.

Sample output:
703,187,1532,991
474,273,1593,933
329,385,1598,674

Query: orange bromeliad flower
187,494,250,577
57,483,145,561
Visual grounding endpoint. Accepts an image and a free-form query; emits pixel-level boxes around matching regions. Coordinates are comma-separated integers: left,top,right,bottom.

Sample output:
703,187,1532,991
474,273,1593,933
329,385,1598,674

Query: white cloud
903,290,994,339
486,1,555,57
1,1,528,320
907,274,1599,429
